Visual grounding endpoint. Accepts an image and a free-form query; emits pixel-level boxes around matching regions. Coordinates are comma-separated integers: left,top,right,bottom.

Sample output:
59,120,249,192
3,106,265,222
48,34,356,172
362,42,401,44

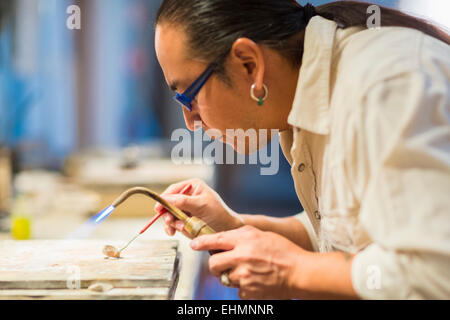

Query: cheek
198,86,247,131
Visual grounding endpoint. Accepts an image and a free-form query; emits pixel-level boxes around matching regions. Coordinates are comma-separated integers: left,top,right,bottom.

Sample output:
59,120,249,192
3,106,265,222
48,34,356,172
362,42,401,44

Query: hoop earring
250,84,268,106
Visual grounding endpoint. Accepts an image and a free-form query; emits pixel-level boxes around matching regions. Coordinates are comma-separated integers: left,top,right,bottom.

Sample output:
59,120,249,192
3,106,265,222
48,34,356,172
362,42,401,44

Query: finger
154,181,192,212
162,213,180,232
208,250,239,277
161,181,192,196
174,220,186,232
180,228,194,239
166,222,193,239
162,213,194,239
162,212,176,225
238,290,248,300
159,194,199,215
227,267,243,287
190,230,238,251
164,223,175,236
238,289,262,300
243,287,268,300
154,202,164,213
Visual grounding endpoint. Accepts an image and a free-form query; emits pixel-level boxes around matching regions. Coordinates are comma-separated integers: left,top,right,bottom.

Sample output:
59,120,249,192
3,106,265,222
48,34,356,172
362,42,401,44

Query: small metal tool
117,184,192,255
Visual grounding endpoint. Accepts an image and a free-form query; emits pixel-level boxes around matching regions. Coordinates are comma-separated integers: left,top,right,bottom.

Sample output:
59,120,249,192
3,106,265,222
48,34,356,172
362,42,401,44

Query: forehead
155,23,203,91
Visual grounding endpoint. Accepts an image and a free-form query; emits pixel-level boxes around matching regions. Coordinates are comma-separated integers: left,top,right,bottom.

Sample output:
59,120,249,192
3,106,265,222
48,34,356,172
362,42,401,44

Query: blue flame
66,205,116,239
93,205,115,223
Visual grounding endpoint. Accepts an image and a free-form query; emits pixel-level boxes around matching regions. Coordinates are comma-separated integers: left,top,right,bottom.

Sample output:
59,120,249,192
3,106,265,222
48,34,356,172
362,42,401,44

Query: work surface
3,169,211,299
0,239,179,299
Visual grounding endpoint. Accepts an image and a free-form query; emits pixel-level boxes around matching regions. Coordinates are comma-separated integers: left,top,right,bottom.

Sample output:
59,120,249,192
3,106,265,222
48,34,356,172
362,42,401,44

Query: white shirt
279,16,450,299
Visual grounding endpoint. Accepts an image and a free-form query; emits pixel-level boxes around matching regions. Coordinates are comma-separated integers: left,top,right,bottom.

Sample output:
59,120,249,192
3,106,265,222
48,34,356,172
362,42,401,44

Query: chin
223,134,272,155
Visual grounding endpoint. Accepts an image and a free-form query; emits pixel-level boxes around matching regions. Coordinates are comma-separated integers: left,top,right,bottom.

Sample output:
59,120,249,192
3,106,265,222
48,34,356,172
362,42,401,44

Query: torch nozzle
94,205,115,223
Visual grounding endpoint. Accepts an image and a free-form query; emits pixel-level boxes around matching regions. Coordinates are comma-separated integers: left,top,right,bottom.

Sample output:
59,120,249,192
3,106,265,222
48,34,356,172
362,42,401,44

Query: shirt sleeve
294,211,320,252
350,68,450,299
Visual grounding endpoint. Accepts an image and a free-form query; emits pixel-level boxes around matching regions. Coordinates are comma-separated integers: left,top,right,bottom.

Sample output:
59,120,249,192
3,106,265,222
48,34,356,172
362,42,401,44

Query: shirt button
314,210,321,220
297,163,306,172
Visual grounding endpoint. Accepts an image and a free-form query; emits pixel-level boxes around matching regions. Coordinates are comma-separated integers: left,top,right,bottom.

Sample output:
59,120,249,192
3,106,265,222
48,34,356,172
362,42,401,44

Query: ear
229,38,265,94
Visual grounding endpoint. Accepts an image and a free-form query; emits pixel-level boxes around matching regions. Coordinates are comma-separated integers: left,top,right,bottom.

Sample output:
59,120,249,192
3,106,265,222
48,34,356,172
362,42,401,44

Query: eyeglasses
174,61,218,112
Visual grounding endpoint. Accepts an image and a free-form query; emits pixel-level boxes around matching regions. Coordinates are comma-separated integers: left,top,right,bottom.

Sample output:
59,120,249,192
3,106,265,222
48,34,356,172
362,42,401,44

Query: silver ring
250,84,268,102
220,272,233,287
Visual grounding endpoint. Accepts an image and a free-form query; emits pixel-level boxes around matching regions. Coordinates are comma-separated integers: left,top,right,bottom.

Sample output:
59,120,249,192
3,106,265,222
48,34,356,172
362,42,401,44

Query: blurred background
0,0,448,300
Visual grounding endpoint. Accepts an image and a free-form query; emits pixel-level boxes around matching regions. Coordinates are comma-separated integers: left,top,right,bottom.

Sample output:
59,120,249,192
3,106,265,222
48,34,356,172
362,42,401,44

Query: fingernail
190,239,199,249
175,221,184,231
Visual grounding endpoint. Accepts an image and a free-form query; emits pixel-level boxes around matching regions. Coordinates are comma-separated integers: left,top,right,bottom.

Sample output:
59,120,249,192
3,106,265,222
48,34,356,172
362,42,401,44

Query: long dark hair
156,0,449,83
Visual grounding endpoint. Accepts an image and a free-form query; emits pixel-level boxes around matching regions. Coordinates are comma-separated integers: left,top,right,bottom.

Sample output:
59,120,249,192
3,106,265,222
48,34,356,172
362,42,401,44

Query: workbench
0,160,216,300
0,239,179,299
0,214,204,300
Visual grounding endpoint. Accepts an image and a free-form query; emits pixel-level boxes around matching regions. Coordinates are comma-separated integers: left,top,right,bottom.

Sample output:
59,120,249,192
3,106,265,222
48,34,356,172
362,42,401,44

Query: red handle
139,183,192,234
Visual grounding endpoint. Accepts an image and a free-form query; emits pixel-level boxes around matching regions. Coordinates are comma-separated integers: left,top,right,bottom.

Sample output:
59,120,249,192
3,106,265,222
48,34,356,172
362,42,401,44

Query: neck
270,63,301,132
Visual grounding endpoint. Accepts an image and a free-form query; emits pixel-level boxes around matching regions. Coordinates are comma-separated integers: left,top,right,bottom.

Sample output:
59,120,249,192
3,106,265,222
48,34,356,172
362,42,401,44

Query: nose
182,104,202,131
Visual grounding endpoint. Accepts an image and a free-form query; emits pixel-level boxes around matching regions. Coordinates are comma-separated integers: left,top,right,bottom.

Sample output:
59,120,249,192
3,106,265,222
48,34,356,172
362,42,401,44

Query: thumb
190,231,237,251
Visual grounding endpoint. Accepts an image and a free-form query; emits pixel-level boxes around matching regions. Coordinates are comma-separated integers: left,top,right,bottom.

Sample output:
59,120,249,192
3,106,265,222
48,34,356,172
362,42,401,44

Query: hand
190,225,308,300
154,178,244,237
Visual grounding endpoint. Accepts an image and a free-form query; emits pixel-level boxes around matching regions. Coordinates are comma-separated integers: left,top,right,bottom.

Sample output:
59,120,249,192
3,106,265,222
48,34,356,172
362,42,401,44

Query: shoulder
330,28,450,164
333,26,450,94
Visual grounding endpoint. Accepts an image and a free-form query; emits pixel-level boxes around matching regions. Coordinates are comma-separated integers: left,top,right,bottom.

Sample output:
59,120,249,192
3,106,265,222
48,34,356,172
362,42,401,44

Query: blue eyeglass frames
174,61,218,112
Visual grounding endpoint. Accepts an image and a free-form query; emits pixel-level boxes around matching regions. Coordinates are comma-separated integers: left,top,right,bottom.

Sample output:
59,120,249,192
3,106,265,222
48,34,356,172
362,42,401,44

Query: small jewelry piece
250,84,268,106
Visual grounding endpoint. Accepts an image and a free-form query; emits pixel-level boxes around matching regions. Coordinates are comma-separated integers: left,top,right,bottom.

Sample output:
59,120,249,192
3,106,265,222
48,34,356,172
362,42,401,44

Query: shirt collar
287,16,338,135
